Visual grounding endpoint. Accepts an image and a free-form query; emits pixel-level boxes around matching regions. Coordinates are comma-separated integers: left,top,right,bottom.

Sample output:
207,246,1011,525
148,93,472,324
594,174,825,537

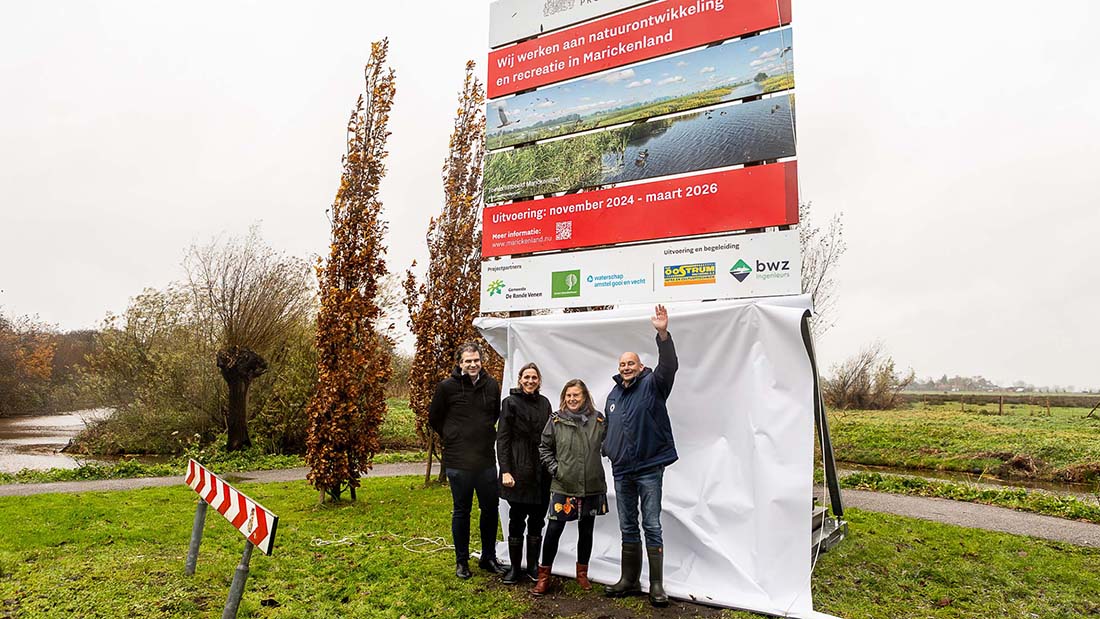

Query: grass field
829,402,1100,484
2,476,1098,618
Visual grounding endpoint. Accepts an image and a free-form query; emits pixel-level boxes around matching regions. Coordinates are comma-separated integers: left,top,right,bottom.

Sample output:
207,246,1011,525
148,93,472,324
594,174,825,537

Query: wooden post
999,395,1004,415
424,432,435,486
1046,397,1051,416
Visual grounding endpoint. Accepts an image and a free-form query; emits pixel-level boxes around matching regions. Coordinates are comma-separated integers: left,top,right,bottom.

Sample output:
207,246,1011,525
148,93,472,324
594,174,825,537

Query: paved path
3,464,1099,548
837,488,1100,547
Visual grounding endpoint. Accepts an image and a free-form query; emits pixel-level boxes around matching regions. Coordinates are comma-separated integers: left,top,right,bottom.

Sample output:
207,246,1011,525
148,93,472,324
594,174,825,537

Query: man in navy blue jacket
603,305,678,607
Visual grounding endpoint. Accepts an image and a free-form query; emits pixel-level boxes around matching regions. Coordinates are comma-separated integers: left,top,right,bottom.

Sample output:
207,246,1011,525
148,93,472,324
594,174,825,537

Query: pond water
0,409,115,473
601,96,796,185
720,82,766,102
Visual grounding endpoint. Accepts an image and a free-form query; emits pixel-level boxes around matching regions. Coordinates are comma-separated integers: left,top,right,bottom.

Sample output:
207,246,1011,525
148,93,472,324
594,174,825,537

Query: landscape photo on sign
487,28,794,150
484,94,796,203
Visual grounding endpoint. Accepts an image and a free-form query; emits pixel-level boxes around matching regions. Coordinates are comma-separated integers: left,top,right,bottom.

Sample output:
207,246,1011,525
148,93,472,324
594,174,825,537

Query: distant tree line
909,375,1093,394
0,313,98,416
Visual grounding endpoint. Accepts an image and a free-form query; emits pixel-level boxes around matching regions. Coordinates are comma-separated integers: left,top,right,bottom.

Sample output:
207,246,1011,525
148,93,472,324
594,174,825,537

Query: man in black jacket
429,342,509,579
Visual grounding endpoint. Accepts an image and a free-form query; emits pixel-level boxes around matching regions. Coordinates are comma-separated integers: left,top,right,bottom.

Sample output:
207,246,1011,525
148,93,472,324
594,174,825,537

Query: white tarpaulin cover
476,296,838,619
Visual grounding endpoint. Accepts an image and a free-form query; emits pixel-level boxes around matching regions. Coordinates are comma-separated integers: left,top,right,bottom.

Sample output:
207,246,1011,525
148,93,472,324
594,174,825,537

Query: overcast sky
1,1,1097,389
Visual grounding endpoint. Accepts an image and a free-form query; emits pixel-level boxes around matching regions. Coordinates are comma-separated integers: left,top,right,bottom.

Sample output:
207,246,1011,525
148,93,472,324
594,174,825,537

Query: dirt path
4,463,1099,547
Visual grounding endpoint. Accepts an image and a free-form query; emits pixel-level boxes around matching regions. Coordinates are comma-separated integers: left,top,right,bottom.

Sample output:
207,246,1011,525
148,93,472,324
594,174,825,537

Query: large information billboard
481,0,798,312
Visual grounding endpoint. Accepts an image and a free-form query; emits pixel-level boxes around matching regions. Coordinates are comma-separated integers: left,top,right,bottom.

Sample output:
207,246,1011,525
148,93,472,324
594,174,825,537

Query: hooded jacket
602,333,679,479
428,367,501,471
539,407,608,497
496,387,552,504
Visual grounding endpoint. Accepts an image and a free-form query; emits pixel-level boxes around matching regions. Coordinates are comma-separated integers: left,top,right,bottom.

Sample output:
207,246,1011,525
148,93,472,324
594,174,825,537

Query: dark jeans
614,466,664,547
541,516,595,567
446,466,500,563
507,499,548,539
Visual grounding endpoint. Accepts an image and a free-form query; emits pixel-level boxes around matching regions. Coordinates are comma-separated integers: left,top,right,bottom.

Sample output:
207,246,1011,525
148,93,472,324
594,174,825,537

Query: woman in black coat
496,362,553,584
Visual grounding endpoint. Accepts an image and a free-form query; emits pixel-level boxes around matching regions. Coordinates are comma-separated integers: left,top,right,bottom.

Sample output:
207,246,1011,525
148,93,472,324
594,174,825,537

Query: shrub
823,342,914,410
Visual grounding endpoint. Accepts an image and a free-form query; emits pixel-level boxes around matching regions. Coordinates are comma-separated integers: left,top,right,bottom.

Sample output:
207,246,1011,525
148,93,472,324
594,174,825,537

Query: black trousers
446,466,499,563
541,515,595,567
507,499,548,538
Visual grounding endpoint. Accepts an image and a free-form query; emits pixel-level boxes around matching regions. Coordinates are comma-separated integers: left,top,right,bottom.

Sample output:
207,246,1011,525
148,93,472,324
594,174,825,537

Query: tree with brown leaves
405,61,503,484
306,39,397,502
0,312,55,415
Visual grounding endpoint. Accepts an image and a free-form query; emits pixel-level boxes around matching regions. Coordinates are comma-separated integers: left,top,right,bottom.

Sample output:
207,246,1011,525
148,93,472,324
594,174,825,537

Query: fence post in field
222,541,255,619
424,432,435,486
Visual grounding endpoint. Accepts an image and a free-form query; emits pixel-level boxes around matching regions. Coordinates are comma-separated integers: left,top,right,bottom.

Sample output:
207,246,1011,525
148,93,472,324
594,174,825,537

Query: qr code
544,0,575,17
556,220,573,241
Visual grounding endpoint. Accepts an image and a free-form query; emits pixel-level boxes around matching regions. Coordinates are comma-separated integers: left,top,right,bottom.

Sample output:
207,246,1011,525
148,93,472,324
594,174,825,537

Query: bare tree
799,201,846,338
822,341,914,410
186,227,315,451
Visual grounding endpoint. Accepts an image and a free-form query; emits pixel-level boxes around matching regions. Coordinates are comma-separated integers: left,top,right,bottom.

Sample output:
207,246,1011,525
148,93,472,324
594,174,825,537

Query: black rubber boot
647,546,668,607
525,535,542,582
503,537,524,584
479,555,509,575
604,542,643,597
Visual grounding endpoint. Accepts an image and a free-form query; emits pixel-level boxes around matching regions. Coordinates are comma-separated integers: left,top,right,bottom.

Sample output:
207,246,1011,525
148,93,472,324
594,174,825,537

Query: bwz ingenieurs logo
663,263,716,287
729,259,752,282
551,269,581,298
729,259,792,282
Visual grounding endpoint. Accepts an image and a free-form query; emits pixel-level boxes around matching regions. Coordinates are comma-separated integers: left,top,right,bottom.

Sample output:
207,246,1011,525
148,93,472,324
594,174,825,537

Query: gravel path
3,464,1099,548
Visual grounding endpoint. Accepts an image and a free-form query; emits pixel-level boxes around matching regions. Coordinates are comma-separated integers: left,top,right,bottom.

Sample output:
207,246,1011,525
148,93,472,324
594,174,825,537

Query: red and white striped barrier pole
183,459,279,618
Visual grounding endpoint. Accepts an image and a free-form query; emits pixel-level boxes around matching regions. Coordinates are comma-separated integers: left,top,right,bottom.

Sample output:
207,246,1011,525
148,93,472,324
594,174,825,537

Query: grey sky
1,1,1096,388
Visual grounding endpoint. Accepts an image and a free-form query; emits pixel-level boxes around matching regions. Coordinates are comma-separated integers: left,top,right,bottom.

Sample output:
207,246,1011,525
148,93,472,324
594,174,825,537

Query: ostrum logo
729,259,752,283
551,269,581,298
487,279,505,296
663,263,716,286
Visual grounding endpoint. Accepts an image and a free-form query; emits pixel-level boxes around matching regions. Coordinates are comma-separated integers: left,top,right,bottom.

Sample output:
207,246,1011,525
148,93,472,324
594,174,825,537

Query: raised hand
651,304,669,337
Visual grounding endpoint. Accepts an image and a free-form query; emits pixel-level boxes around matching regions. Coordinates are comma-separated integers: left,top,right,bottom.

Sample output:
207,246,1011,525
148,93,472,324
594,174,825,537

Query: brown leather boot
575,563,592,591
531,565,553,596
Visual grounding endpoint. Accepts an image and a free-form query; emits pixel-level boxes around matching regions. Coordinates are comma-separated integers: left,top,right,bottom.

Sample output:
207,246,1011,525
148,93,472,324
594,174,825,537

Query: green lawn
829,402,1100,483
2,476,1098,618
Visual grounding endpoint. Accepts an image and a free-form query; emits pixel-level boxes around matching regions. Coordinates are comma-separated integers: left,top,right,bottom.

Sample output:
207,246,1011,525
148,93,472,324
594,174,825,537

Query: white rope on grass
310,530,455,554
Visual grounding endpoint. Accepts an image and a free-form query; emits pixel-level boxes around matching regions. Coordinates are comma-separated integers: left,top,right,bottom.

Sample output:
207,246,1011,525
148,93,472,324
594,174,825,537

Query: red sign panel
186,459,279,555
487,0,792,99
482,161,797,257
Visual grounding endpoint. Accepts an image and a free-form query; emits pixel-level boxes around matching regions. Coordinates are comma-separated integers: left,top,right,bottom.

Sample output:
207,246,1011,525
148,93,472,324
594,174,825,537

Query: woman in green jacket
531,378,608,596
